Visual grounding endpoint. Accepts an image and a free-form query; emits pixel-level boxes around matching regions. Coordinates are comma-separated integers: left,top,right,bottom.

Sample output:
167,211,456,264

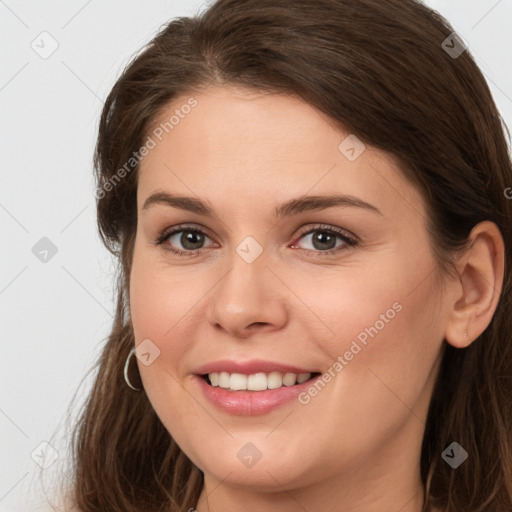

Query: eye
290,224,358,256
155,223,358,257
155,224,216,256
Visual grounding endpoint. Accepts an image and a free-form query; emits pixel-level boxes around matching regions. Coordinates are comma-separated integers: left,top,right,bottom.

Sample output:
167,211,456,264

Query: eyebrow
142,190,383,218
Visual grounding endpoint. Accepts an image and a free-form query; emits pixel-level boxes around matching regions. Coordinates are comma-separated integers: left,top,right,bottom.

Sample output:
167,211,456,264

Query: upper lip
195,359,318,375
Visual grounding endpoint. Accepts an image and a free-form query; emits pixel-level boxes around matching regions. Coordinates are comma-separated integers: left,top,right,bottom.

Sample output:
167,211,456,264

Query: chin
182,433,316,491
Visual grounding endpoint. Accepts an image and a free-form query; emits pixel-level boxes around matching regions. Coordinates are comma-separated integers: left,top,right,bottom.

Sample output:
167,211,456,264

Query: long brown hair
60,0,512,510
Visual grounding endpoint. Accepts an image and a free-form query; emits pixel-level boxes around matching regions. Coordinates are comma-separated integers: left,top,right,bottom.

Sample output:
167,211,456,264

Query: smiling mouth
201,371,322,391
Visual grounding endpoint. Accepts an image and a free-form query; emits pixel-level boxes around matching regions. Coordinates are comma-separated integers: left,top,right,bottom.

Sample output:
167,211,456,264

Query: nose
205,249,288,339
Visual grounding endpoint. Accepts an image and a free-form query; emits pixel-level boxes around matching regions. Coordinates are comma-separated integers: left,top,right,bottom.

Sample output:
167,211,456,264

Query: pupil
181,231,204,250
313,232,335,250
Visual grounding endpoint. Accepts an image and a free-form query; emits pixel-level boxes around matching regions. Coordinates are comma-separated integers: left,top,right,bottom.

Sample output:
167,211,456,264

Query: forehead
146,86,343,163
137,86,424,222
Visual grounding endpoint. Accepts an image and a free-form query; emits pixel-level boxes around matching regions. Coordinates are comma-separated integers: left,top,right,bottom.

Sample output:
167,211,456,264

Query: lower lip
195,375,321,415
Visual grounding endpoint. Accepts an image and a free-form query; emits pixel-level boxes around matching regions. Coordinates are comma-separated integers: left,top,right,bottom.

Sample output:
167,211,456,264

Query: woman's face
129,86,449,497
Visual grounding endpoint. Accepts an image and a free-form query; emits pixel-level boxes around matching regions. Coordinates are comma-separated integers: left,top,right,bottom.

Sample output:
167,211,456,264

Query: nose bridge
216,240,271,310
206,237,287,336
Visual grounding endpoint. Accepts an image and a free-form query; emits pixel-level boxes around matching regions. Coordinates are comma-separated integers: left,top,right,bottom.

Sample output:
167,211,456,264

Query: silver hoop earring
124,347,142,391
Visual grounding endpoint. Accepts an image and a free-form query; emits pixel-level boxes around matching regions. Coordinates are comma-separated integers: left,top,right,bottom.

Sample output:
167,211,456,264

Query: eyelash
155,223,358,258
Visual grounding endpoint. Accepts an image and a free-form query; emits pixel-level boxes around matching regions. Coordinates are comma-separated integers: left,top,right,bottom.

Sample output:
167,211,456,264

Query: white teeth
209,372,219,386
247,373,267,391
229,373,247,390
207,371,312,391
267,371,283,389
282,373,297,386
218,371,230,388
297,372,310,384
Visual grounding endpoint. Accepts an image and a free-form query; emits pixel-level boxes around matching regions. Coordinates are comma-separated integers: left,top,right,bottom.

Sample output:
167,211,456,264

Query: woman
62,0,512,510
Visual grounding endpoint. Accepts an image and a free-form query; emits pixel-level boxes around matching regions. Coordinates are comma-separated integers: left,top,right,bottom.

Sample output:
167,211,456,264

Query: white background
1,1,511,510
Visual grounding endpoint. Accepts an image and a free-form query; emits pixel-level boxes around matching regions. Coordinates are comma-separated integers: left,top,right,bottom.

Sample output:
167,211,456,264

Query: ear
444,221,505,348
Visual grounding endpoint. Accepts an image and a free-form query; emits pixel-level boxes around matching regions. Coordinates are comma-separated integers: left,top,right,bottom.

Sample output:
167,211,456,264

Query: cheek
128,246,214,425
129,259,204,448
318,237,442,356
318,271,441,370
129,244,200,353
303,247,444,420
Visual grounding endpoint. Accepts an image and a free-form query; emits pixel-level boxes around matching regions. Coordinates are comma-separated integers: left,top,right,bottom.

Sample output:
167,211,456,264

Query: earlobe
444,221,505,349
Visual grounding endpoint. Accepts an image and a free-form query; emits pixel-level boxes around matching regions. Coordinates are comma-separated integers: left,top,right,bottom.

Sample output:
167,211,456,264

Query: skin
128,86,504,512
